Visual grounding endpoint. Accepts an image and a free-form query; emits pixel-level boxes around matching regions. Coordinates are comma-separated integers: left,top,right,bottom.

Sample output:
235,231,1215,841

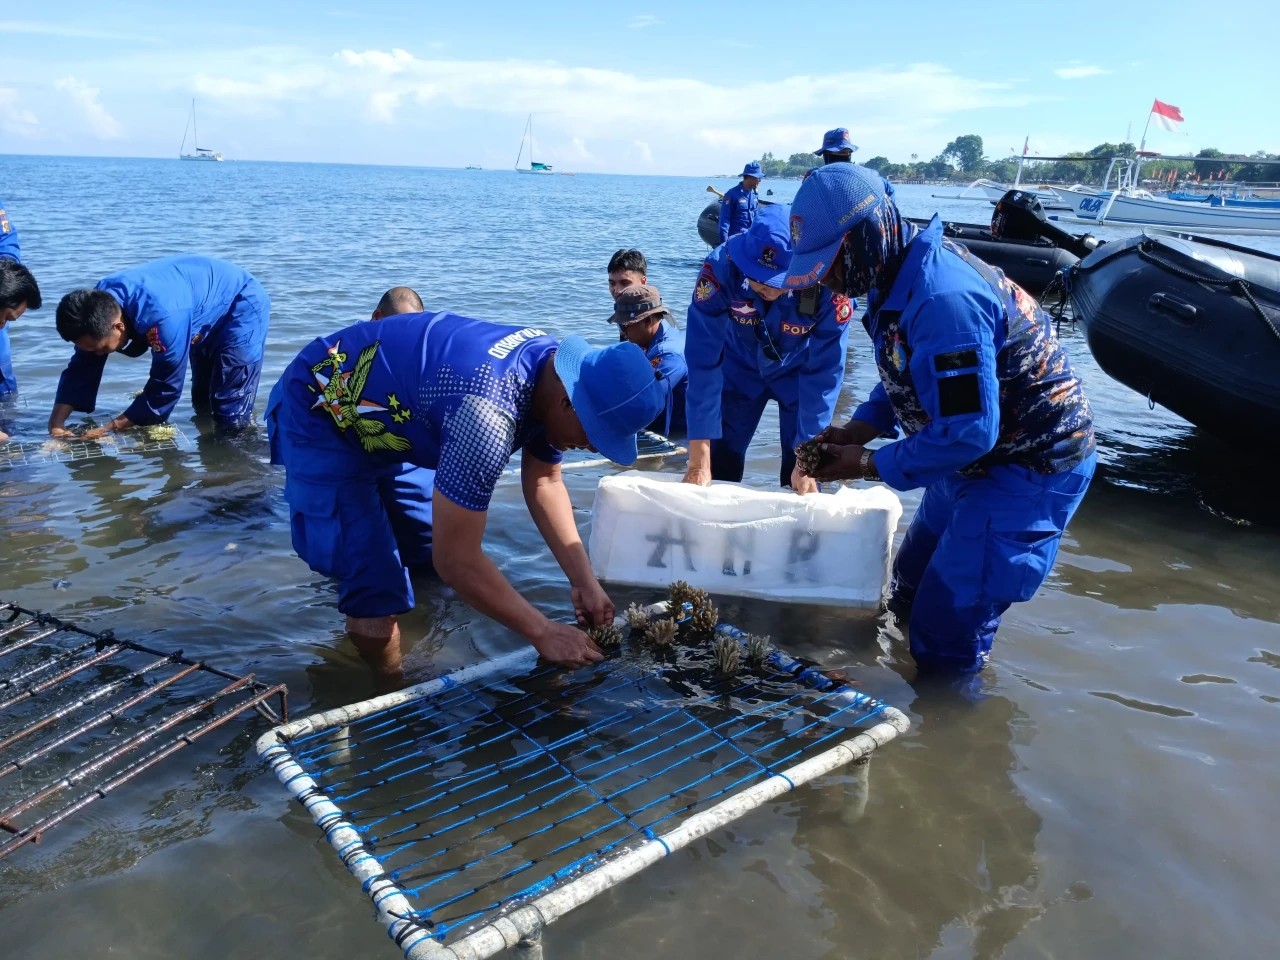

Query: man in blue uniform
815,127,858,165
784,163,1096,674
717,162,762,243
0,198,44,428
267,311,664,675
372,286,425,320
608,284,687,436
49,255,270,438
684,203,854,492
367,285,436,580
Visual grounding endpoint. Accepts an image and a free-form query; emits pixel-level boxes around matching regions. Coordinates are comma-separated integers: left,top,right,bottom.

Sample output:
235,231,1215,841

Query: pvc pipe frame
256,603,910,960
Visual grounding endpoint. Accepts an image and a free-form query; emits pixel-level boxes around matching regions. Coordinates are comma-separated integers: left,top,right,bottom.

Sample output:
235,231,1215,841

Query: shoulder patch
693,264,721,304
933,349,979,372
146,327,166,353
834,294,853,324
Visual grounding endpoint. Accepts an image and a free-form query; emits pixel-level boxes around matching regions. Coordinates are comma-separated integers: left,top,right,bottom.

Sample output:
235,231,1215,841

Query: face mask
838,195,907,299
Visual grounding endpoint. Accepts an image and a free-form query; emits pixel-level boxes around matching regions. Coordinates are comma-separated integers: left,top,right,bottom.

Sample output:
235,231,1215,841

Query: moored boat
514,114,554,174
1056,159,1280,235
179,99,222,162
1065,230,1280,445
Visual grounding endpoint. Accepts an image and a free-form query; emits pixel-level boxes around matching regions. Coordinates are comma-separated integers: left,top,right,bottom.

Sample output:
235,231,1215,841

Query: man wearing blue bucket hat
815,128,858,165
783,162,1096,675
717,162,762,243
267,311,664,680
684,202,854,492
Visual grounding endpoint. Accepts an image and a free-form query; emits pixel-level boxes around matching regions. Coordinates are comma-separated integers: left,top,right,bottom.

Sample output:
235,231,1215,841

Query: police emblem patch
693,265,720,304
759,246,776,268
889,335,908,372
834,295,853,324
146,327,166,353
790,215,802,246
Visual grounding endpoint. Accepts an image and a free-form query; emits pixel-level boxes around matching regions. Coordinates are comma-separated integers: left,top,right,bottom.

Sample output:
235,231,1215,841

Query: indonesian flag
1151,99,1184,132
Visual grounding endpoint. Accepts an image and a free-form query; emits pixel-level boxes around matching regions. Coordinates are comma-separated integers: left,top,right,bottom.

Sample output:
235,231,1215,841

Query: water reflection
1098,425,1280,528
793,688,1047,960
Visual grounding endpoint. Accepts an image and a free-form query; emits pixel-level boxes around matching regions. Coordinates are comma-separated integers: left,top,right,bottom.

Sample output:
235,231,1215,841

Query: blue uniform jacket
0,198,21,398
853,216,1095,492
646,321,687,436
717,184,758,243
54,256,263,425
270,311,563,512
685,245,853,448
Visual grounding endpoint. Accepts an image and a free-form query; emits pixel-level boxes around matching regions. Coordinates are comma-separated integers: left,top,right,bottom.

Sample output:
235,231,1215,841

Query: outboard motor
991,189,1099,260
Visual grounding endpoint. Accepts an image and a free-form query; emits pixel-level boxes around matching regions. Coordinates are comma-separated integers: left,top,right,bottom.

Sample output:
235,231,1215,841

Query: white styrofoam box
588,471,904,609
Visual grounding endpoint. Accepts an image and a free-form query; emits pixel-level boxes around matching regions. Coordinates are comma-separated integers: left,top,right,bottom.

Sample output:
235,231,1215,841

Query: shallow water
1,157,1278,959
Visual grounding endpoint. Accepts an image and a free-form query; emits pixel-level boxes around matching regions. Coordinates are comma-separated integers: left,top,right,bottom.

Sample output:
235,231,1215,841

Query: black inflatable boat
916,219,1079,298
695,201,1077,297
1067,230,1280,445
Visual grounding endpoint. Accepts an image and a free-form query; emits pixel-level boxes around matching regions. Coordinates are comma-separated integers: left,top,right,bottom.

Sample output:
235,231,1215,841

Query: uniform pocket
982,527,1062,604
285,477,344,578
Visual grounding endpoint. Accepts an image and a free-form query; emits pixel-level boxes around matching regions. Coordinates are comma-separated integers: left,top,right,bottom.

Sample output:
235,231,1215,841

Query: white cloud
1055,64,1109,80
54,76,123,139
628,15,662,29
0,19,158,42
634,139,653,163
0,87,39,137
7,43,1048,170
184,50,1041,168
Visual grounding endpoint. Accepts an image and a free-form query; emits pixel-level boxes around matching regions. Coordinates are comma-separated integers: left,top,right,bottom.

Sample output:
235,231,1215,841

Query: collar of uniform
879,214,942,314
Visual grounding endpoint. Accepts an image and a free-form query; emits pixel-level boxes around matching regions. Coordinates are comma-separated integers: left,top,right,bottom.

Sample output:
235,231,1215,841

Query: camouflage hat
608,284,670,326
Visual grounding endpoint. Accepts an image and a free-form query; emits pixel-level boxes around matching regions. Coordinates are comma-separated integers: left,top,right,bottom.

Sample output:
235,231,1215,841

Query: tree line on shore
755,135,1279,185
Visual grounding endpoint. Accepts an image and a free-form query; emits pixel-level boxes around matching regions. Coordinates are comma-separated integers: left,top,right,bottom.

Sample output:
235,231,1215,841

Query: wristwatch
859,448,879,481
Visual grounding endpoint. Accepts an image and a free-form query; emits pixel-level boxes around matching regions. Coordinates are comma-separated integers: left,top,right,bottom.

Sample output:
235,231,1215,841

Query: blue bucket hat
784,163,887,289
741,161,763,179
553,336,664,465
726,203,792,287
815,128,858,156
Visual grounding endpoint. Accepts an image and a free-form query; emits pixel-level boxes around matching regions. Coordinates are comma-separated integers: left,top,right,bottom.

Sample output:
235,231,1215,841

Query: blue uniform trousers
266,379,435,618
890,452,1096,672
191,281,271,427
709,378,799,489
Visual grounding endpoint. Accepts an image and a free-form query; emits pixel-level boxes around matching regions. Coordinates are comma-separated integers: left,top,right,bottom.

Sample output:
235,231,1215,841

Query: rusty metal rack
0,600,287,858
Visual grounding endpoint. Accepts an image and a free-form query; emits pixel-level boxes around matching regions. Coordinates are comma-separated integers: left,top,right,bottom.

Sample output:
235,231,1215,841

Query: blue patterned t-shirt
274,311,562,511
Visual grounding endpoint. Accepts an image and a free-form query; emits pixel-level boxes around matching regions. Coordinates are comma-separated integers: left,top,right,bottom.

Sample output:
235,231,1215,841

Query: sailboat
179,99,223,162
931,135,1068,210
514,114,553,174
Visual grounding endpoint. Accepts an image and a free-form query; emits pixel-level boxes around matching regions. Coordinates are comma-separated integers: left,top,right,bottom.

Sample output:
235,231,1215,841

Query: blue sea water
1,155,1278,959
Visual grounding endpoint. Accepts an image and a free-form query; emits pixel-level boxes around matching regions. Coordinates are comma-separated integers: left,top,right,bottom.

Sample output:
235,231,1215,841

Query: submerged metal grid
0,427,193,466
0,601,288,858
259,610,909,959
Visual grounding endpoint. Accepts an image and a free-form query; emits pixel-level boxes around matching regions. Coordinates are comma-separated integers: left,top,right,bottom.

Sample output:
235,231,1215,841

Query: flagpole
1138,100,1155,153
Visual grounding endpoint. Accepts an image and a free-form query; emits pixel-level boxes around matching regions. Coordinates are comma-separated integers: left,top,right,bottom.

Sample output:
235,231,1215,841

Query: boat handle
1148,292,1199,324
1025,257,1051,266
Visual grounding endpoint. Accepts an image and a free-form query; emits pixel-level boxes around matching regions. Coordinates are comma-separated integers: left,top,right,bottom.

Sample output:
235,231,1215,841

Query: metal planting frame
257,602,910,959
0,427,193,467
0,600,288,857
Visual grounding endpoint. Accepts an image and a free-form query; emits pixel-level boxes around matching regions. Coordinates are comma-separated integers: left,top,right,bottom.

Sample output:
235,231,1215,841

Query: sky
1,0,1276,175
